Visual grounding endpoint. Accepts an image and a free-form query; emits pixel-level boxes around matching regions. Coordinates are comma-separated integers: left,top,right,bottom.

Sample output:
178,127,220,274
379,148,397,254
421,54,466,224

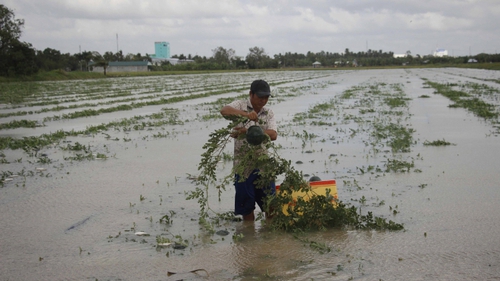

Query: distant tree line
2,4,500,77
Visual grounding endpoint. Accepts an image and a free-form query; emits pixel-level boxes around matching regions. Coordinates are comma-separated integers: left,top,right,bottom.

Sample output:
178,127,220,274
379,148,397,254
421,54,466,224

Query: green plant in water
159,210,175,224
372,123,414,153
187,116,404,232
424,139,454,146
95,153,107,159
0,119,39,130
384,97,409,108
156,235,171,244
385,158,414,173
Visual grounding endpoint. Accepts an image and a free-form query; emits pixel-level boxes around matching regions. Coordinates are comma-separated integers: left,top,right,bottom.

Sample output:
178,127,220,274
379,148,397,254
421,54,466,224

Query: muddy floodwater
1,68,500,280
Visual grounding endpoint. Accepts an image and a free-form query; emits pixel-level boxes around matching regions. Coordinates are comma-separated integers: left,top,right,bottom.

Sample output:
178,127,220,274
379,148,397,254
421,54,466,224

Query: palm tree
93,60,108,75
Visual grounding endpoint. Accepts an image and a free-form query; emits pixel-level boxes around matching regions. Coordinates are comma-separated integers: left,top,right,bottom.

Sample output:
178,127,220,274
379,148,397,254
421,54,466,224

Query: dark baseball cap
250,80,272,97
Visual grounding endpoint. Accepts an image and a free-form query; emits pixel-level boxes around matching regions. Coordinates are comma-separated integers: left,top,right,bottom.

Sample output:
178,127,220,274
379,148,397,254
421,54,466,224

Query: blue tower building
154,42,170,59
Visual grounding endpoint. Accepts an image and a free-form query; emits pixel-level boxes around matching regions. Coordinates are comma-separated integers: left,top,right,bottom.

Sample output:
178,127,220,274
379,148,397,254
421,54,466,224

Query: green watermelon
309,176,321,182
246,125,266,145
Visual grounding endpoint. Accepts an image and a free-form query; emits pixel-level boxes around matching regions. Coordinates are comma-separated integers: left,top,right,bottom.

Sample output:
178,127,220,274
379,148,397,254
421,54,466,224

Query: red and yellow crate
276,179,338,215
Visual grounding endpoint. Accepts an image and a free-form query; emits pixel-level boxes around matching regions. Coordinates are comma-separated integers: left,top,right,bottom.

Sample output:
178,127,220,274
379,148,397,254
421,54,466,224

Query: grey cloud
3,0,499,57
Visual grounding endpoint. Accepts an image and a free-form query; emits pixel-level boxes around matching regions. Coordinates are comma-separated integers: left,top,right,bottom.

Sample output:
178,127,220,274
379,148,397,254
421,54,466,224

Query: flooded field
1,68,500,280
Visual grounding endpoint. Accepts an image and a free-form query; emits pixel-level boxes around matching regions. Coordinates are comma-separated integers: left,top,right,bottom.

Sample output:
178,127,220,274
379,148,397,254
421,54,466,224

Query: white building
434,48,448,57
150,58,194,65
91,61,151,73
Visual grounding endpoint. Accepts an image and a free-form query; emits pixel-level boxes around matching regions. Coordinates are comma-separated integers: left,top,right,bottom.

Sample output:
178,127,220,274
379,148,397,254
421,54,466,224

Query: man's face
249,92,269,112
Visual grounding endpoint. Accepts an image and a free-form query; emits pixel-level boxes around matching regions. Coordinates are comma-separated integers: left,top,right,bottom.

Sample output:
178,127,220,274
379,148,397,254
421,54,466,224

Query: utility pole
116,34,119,53
79,45,82,71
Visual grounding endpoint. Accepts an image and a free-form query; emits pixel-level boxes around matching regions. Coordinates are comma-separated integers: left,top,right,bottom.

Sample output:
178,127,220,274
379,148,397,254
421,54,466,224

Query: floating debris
172,243,187,249
186,174,200,181
135,231,150,236
216,230,229,236
2,178,13,183
65,216,92,232
36,167,47,171
296,161,303,164
167,268,209,277
231,215,243,222
157,243,172,248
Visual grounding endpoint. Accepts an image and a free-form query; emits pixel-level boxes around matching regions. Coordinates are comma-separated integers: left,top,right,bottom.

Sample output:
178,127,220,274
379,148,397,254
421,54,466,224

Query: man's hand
230,127,247,138
247,111,258,121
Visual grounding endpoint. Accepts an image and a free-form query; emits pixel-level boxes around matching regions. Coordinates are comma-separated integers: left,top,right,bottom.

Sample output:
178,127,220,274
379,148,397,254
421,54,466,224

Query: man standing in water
220,79,278,221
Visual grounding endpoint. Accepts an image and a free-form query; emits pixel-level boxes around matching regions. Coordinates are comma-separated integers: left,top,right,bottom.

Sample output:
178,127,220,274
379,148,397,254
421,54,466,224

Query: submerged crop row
0,71,337,189
0,71,330,106
291,82,415,155
0,72,331,130
424,79,500,122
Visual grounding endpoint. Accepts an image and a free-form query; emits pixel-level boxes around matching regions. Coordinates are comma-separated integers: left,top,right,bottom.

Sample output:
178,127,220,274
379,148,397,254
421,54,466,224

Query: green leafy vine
186,116,404,232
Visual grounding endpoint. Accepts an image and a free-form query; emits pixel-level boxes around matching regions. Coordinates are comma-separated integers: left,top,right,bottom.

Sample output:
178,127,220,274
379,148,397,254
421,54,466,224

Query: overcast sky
4,0,500,58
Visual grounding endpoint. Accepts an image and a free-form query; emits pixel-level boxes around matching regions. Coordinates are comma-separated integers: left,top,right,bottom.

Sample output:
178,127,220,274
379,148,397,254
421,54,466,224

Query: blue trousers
234,170,276,216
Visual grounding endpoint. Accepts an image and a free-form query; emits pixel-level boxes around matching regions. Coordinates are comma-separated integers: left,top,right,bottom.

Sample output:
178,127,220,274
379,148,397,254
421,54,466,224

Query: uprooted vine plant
186,116,404,232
